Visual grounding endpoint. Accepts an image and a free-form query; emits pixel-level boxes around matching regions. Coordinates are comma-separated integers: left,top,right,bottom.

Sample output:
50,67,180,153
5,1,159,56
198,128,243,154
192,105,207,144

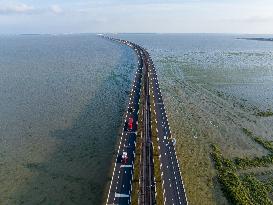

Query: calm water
0,34,137,204
1,33,273,205
116,33,273,109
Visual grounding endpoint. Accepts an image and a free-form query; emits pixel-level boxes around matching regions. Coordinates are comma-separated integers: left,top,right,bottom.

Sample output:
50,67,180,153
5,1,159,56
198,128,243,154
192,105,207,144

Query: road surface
146,50,188,205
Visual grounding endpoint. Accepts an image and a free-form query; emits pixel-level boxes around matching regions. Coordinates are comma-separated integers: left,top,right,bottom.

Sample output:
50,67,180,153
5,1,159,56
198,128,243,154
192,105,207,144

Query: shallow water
115,33,273,109
0,34,137,204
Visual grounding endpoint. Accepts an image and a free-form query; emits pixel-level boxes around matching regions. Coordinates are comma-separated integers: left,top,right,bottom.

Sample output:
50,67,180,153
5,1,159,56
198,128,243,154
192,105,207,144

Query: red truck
128,117,133,130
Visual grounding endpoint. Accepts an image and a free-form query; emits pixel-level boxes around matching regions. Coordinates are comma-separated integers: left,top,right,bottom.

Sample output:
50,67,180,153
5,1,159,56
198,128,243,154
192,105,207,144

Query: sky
0,0,273,34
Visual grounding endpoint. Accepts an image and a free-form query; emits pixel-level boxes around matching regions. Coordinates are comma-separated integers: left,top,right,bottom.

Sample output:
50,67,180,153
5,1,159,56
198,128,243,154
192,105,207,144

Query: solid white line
114,193,130,198
120,165,133,168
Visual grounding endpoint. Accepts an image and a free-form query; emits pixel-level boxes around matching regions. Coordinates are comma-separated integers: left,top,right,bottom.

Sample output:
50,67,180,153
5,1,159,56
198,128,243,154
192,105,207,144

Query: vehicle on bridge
128,117,133,130
128,107,133,113
121,152,128,164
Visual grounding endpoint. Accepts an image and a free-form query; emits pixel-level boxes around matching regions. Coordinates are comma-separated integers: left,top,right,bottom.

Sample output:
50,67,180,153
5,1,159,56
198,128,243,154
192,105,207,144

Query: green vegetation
242,128,253,137
211,144,252,204
242,175,273,205
253,137,273,153
233,128,273,169
264,178,273,193
243,128,273,153
234,155,273,169
211,144,273,205
256,109,273,117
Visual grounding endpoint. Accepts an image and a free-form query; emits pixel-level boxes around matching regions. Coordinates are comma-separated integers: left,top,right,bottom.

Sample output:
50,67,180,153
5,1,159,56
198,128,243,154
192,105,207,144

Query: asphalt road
146,51,188,205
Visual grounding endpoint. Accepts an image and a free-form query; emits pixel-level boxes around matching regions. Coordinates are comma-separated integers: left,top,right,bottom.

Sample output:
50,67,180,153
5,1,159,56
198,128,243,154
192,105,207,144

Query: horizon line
1,32,273,36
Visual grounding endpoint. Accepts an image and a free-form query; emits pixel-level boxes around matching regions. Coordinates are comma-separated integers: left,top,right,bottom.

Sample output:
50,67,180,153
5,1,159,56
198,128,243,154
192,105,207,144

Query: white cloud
50,5,63,14
244,16,273,23
0,3,34,14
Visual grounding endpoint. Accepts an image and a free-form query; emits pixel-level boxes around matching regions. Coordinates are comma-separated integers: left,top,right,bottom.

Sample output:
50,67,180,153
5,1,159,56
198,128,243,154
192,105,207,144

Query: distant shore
238,37,273,42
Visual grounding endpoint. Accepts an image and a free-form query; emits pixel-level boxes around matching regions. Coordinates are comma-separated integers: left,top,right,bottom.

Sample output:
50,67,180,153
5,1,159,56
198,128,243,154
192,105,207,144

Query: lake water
0,34,137,205
1,33,273,205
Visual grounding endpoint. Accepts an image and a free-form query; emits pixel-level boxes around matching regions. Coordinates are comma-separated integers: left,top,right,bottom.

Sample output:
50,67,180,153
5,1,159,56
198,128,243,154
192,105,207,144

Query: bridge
103,35,188,205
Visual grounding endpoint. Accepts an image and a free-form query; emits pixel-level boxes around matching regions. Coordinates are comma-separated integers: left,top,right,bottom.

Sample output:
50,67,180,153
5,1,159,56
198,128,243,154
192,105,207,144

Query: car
128,107,133,113
121,152,128,164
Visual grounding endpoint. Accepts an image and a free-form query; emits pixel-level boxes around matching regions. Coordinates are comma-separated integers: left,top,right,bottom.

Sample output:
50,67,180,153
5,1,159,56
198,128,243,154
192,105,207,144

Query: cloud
0,3,34,14
0,3,64,15
223,15,273,24
50,5,63,14
244,16,273,23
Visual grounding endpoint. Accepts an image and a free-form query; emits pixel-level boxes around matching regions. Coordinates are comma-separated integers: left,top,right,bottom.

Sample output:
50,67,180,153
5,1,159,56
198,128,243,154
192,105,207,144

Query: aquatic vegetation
211,144,273,205
256,110,273,117
233,129,273,169
242,128,253,137
254,137,273,153
234,155,273,169
211,144,252,205
242,175,272,205
243,128,273,153
264,178,273,193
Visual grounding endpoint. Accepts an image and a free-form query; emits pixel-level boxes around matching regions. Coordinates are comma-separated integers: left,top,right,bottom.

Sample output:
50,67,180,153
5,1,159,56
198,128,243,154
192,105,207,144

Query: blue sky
0,0,273,34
